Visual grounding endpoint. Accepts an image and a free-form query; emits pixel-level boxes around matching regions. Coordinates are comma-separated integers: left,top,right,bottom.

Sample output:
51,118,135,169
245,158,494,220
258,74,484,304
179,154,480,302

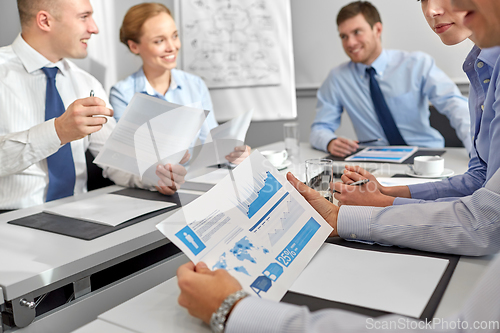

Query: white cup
261,150,288,167
413,156,444,176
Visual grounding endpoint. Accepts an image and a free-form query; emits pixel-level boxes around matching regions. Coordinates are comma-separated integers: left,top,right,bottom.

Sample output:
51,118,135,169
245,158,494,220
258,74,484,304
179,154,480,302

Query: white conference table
74,142,497,333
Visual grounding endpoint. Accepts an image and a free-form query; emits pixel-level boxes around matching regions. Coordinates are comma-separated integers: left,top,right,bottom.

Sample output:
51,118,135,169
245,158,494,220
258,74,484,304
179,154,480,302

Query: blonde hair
120,3,172,50
17,0,61,28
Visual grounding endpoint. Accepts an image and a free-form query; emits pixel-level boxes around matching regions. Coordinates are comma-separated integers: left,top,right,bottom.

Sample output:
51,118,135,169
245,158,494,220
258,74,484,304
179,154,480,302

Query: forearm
381,185,411,199
0,120,61,176
339,185,500,256
409,172,484,201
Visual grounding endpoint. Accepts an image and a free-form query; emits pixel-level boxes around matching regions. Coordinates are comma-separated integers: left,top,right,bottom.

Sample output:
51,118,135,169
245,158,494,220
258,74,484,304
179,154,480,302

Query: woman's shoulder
111,69,144,95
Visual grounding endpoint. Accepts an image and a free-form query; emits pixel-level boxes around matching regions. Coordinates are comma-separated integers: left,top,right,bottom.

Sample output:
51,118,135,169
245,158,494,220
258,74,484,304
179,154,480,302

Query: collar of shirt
134,67,182,98
478,46,500,69
463,45,500,73
11,34,70,77
354,49,388,78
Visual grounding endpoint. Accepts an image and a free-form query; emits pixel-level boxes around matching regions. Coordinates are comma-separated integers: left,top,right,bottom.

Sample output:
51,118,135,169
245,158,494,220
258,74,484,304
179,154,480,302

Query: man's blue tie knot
42,67,59,80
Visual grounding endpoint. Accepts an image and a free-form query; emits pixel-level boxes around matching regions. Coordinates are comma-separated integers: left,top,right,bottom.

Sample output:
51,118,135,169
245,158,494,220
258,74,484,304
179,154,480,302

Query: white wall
0,1,21,46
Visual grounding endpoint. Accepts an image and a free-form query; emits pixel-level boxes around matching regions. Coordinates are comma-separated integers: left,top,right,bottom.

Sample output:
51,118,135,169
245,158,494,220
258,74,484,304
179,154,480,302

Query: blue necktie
366,67,407,145
42,67,76,201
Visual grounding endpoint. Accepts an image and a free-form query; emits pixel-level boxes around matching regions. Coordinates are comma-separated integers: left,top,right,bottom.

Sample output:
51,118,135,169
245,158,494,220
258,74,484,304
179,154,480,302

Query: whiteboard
176,0,296,121
291,0,474,89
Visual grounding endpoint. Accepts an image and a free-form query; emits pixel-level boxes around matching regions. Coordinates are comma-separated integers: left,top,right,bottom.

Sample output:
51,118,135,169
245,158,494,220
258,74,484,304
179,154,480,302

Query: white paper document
345,146,418,163
94,93,208,184
187,109,254,177
187,168,231,185
44,194,176,227
289,243,449,318
157,151,333,301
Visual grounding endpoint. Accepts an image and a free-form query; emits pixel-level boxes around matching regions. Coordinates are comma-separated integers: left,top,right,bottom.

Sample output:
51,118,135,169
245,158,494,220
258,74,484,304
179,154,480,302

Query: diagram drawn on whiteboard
181,0,281,89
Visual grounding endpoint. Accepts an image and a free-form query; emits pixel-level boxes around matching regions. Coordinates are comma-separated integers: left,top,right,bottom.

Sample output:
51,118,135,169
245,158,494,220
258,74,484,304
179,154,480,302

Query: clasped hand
334,165,395,207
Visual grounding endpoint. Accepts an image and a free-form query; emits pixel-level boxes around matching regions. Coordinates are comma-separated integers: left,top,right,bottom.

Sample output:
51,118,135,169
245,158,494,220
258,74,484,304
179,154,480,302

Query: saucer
276,160,292,170
405,168,454,178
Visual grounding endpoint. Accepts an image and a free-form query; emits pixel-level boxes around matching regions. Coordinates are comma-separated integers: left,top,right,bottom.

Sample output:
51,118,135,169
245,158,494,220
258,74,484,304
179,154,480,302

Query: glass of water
305,159,334,202
283,122,300,161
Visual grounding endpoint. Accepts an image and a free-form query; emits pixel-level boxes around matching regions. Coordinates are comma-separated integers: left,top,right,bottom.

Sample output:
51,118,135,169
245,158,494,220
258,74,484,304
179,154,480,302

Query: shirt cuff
310,130,336,152
29,118,61,156
226,297,304,333
393,197,426,205
337,205,374,241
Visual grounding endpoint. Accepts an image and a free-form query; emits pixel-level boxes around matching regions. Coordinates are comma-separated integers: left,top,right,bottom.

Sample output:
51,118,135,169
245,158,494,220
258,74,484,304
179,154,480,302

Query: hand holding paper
287,172,339,237
94,94,208,186
158,151,332,301
225,145,251,165
177,261,243,324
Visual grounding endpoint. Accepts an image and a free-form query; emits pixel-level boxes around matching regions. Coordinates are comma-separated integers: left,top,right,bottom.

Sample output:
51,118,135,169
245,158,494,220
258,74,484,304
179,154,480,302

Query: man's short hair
337,1,381,28
17,0,61,28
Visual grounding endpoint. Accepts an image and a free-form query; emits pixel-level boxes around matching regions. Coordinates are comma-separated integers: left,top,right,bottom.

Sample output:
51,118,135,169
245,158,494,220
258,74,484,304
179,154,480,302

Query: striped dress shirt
338,166,500,256
0,35,146,209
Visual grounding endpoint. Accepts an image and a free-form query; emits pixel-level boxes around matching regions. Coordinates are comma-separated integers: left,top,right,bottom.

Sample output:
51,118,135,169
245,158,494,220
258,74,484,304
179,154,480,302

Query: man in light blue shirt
310,1,471,157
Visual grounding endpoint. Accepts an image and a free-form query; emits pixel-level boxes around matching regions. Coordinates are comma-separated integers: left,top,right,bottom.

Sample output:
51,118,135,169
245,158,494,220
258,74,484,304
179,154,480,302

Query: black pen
358,138,382,144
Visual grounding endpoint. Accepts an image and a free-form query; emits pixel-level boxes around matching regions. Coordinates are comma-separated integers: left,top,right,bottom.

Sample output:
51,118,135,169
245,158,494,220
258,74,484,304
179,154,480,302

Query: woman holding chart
110,3,250,164
335,0,500,208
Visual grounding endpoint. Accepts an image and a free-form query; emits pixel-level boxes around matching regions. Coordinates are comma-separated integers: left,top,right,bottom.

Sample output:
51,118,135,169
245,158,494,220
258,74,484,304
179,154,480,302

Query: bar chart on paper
235,171,282,219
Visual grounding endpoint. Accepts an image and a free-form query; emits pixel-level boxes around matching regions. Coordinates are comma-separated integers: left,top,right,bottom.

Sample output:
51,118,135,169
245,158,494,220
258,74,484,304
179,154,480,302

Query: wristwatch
210,289,249,333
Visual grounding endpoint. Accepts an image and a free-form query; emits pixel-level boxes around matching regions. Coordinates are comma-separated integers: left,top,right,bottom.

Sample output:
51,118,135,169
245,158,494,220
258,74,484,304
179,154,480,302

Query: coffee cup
413,156,444,176
261,150,288,167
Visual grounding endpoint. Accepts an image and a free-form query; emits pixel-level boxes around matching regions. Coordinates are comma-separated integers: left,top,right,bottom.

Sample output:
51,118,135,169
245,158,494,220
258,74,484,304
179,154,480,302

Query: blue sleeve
419,53,472,153
109,84,130,122
338,167,500,256
310,71,343,152
484,63,500,182
407,150,486,201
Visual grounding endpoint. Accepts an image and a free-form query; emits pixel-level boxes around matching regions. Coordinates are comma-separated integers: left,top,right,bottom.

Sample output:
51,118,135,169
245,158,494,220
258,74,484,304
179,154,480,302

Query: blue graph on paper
235,171,282,219
267,195,305,246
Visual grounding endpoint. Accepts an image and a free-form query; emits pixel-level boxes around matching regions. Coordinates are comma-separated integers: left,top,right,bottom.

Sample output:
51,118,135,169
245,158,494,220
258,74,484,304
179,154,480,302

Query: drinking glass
283,122,300,160
305,159,334,202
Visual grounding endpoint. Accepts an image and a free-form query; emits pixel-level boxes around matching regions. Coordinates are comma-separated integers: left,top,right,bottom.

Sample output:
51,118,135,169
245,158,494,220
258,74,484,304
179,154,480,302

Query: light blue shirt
110,68,218,146
394,46,500,205
310,49,472,152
